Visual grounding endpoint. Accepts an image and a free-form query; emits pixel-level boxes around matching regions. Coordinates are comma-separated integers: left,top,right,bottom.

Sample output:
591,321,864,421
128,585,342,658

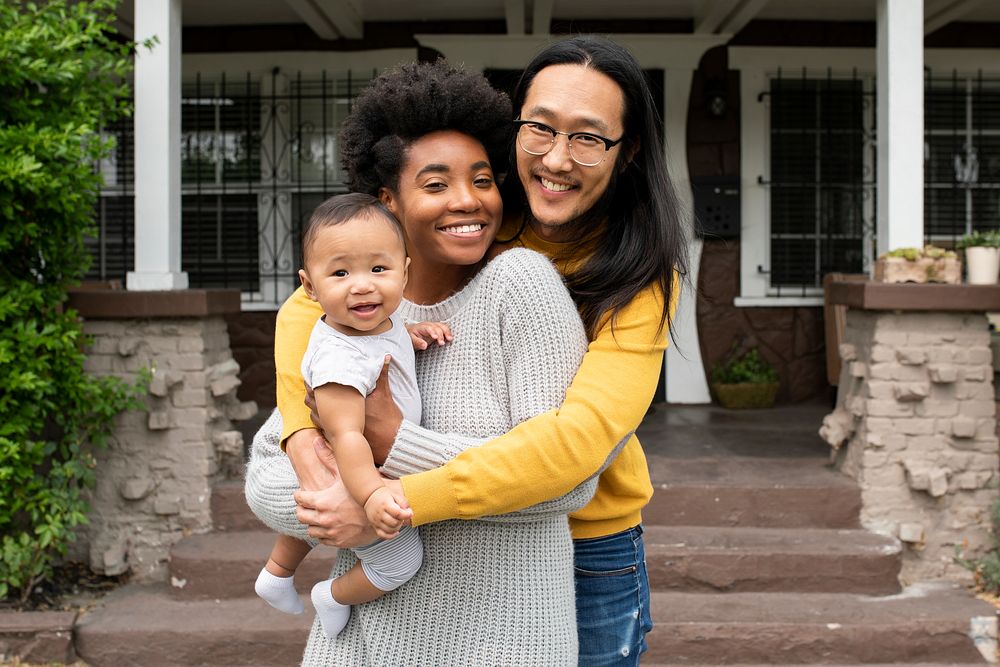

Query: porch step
169,530,337,599
645,456,861,528
211,479,261,532
643,525,902,594
644,584,994,664
75,584,310,667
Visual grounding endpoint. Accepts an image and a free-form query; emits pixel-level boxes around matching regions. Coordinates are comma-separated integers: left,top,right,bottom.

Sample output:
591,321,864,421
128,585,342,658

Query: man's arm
398,281,674,526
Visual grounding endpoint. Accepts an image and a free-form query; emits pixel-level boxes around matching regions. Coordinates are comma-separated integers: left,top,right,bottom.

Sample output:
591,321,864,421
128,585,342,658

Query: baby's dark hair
339,60,512,195
301,193,404,264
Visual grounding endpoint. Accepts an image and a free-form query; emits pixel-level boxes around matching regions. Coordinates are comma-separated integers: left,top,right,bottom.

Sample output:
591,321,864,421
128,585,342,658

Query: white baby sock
311,579,351,637
255,567,305,615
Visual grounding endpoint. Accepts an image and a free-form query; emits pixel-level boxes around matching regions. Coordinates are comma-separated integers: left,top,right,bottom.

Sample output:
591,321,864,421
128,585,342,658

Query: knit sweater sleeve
243,407,316,545
400,278,677,526
382,249,596,521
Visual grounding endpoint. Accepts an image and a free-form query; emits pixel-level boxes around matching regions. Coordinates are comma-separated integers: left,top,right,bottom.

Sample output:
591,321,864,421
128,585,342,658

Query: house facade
89,0,1000,409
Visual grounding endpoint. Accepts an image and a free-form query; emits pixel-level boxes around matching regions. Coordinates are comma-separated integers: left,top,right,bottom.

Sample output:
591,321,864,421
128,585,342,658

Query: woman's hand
293,440,377,548
284,428,336,491
364,355,402,465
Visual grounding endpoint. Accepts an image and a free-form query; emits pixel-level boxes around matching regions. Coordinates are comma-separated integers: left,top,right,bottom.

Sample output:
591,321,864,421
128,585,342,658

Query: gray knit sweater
245,248,597,666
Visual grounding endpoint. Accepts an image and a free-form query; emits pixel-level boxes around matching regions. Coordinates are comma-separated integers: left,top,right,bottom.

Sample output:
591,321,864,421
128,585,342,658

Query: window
925,72,1000,241
180,76,261,291
765,75,875,294
88,69,372,305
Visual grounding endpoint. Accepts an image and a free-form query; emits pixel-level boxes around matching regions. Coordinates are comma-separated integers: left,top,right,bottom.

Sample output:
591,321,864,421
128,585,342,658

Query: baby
254,192,450,637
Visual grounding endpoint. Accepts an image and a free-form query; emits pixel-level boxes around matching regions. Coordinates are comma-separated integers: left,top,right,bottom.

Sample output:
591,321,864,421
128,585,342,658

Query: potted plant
874,245,960,284
957,230,1000,284
710,345,779,409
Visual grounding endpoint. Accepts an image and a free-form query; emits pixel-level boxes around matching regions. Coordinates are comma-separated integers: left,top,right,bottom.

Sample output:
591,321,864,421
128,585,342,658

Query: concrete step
645,456,861,528
645,584,995,664
211,479,262,531
169,531,337,599
644,525,902,594
75,584,311,667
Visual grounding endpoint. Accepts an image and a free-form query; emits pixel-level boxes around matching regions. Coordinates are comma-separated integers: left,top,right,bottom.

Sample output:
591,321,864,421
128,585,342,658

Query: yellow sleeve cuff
401,467,460,527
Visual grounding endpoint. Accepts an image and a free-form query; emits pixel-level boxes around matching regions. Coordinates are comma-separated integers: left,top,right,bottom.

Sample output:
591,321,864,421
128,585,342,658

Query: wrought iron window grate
89,68,373,305
761,68,1000,294
925,70,1000,242
760,70,876,295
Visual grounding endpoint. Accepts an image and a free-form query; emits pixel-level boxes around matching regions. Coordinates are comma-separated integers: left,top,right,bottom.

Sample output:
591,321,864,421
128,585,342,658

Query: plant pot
710,381,779,409
874,256,961,284
964,246,1000,284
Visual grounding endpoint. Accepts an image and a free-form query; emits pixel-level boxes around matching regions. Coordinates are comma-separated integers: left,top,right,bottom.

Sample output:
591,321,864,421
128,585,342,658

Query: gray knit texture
245,249,595,666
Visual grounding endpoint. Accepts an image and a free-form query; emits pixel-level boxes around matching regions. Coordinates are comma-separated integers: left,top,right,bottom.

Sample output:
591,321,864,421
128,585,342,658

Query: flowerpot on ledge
964,246,1000,284
874,246,960,284
958,230,1000,284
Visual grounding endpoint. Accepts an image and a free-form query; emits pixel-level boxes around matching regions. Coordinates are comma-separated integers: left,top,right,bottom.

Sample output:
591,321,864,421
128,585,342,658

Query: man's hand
406,321,453,350
293,440,377,548
363,486,412,540
364,355,402,465
285,428,335,491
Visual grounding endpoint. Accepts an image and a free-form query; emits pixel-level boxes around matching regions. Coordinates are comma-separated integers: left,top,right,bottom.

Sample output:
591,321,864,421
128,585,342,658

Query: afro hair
339,60,512,196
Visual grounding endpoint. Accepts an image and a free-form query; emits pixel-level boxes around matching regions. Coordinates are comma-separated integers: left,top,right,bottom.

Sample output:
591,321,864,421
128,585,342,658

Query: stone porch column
876,0,924,254
128,0,187,290
68,289,256,580
822,282,1000,583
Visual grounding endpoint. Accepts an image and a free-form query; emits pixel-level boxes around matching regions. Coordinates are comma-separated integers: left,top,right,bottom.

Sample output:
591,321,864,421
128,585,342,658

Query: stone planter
711,381,779,409
874,256,961,284
964,246,1000,284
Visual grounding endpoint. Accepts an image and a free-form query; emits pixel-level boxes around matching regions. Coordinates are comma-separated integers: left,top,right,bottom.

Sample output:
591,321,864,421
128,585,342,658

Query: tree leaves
0,0,141,604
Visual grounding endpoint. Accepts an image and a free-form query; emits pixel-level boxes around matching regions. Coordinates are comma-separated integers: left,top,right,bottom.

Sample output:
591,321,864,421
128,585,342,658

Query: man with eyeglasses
469,36,685,665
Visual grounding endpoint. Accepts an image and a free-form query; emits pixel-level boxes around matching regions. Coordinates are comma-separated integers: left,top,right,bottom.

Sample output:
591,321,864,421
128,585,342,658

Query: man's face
516,64,626,241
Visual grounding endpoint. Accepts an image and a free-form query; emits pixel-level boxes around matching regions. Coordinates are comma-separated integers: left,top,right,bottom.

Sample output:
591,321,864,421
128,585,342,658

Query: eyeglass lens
517,123,606,166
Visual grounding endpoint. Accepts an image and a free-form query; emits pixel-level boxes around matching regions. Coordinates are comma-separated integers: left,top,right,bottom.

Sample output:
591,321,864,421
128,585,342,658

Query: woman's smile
379,130,503,303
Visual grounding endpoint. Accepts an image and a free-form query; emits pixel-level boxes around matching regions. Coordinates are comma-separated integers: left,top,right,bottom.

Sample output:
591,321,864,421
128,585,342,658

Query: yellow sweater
275,220,672,539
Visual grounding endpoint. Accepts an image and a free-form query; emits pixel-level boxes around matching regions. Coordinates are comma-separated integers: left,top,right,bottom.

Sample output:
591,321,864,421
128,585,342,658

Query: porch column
875,0,924,256
127,0,188,291
663,69,711,404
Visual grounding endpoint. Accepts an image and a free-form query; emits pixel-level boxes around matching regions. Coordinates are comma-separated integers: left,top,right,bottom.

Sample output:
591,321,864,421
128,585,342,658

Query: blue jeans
574,525,653,666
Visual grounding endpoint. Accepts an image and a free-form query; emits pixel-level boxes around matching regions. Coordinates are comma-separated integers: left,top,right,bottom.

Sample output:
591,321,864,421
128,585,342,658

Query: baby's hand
364,486,412,540
406,321,453,350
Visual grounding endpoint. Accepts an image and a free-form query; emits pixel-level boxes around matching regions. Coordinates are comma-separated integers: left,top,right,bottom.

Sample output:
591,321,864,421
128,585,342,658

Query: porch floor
640,399,832,459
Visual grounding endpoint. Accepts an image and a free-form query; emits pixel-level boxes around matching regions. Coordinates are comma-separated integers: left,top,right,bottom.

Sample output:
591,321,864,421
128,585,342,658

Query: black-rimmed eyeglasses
513,119,623,167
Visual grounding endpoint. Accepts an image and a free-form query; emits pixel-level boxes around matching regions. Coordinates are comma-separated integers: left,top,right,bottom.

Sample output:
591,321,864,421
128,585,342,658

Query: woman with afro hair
246,60,597,664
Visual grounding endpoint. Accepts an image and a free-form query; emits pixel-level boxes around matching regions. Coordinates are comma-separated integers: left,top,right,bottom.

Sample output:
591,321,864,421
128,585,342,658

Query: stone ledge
0,609,77,664
827,281,1000,312
68,289,241,319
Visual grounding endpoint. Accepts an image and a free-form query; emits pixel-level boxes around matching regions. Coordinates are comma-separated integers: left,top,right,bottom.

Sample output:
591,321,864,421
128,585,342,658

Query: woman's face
380,130,502,270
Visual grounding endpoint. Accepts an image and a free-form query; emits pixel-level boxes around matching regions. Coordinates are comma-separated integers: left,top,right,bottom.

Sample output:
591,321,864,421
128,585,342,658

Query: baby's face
300,215,408,336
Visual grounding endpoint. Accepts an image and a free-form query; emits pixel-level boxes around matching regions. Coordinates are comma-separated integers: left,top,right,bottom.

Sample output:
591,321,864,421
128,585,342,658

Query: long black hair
500,35,689,340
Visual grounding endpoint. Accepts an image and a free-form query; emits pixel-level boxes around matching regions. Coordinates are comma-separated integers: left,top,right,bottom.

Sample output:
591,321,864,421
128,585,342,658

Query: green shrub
711,345,778,385
0,0,144,603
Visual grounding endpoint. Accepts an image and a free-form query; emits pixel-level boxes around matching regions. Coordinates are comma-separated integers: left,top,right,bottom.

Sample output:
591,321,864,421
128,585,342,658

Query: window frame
732,47,875,307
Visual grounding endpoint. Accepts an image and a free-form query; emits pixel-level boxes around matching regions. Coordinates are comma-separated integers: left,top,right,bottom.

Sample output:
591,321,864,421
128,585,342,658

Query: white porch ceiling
115,0,1000,31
